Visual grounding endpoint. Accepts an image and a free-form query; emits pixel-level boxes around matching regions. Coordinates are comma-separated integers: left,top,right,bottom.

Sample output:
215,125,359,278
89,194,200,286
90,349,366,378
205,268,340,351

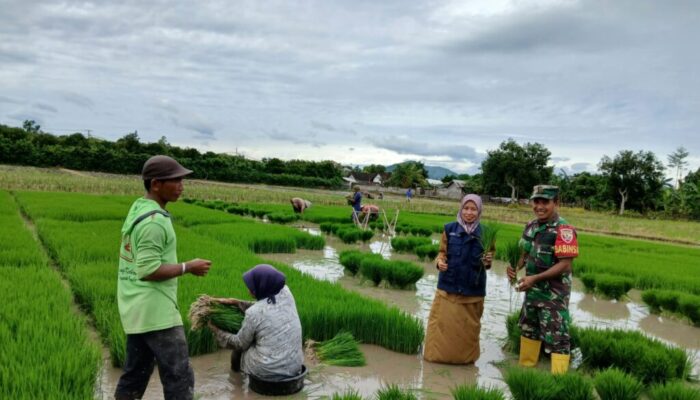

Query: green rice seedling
580,273,598,292
500,240,522,285
504,367,559,400
577,328,691,384
337,226,362,243
648,381,700,400
226,204,249,215
331,389,364,400
267,212,299,224
360,229,375,242
314,331,366,367
593,368,643,400
678,294,700,325
208,303,245,333
642,290,681,313
320,221,336,233
385,260,424,289
376,384,417,400
553,372,595,400
595,274,634,300
579,273,633,300
360,256,388,286
415,244,439,261
339,250,365,275
505,311,522,353
14,191,133,222
0,266,102,399
450,383,506,400
479,223,499,253
391,236,431,253
409,226,432,236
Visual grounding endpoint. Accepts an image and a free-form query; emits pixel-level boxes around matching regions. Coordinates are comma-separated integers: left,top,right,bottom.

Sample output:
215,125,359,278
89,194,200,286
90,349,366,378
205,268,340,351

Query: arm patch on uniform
554,224,579,257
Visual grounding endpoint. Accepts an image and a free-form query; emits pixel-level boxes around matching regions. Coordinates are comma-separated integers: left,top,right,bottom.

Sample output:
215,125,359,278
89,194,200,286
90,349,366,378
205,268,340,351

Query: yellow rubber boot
518,336,542,367
551,353,570,374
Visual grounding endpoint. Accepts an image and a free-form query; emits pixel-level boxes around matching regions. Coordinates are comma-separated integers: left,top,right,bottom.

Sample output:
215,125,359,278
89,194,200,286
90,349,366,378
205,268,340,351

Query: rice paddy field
1,164,700,399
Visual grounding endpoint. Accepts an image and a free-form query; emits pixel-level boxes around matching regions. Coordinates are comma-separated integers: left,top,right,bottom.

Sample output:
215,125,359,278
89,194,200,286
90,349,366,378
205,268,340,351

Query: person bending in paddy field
423,194,493,364
208,264,304,382
115,155,212,400
507,185,579,374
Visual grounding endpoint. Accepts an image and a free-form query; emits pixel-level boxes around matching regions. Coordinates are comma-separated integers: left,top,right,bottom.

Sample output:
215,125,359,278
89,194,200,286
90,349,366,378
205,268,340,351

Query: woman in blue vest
423,194,493,364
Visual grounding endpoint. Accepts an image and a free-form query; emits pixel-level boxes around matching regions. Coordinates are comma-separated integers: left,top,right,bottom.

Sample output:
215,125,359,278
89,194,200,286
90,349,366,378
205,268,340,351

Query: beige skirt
423,289,484,364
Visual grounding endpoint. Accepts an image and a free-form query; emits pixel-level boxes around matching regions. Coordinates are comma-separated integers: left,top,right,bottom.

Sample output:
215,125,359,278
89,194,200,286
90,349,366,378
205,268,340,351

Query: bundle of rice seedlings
188,295,245,333
500,239,521,285
360,256,387,286
339,250,366,275
552,372,595,400
504,367,559,400
331,389,364,400
451,384,506,400
648,381,700,400
385,261,424,289
479,223,499,253
376,384,417,400
415,244,439,261
314,331,366,367
593,368,642,400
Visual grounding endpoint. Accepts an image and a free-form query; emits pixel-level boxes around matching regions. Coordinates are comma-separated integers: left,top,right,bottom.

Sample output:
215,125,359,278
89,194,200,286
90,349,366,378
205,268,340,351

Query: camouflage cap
530,184,559,200
142,155,193,180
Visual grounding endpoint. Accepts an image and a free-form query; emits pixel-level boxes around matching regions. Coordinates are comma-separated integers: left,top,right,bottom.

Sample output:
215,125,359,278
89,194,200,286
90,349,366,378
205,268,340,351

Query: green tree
362,164,386,174
599,150,666,215
667,146,689,189
386,161,428,188
22,119,41,133
481,139,552,201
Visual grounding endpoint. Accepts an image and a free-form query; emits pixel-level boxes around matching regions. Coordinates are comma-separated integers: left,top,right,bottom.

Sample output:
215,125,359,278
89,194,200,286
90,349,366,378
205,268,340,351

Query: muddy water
99,229,700,399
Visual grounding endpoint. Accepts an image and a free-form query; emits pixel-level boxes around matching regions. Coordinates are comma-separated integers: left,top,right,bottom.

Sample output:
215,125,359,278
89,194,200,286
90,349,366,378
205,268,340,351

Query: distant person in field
360,204,380,221
347,185,362,219
290,197,312,214
424,194,493,364
406,187,413,202
115,155,212,400
507,185,579,374
209,264,304,382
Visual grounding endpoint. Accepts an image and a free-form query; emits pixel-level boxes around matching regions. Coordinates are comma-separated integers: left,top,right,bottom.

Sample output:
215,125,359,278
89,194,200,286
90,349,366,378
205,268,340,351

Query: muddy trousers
115,326,194,400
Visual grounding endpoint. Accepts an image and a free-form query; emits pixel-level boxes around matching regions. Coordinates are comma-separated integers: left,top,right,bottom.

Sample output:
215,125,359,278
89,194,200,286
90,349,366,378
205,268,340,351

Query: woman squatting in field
208,264,304,381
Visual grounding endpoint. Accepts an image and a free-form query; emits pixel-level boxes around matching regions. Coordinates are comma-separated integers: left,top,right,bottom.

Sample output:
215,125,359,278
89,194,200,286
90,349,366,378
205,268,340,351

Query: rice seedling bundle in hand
501,239,521,285
314,331,366,367
189,295,245,333
479,223,499,254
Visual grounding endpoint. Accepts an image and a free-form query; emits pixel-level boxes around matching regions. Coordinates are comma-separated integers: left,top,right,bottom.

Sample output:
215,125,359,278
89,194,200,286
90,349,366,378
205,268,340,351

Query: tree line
0,121,344,189
1,122,698,220
440,139,699,220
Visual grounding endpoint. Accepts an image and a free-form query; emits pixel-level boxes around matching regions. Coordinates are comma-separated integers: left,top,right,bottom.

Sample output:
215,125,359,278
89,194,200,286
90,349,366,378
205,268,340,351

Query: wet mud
99,227,700,399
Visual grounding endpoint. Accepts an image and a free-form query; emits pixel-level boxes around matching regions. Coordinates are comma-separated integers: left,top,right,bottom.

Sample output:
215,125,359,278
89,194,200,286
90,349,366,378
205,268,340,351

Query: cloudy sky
1,0,698,176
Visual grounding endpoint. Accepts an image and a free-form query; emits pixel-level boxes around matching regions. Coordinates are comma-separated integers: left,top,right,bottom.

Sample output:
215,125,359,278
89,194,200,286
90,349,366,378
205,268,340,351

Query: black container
248,365,307,396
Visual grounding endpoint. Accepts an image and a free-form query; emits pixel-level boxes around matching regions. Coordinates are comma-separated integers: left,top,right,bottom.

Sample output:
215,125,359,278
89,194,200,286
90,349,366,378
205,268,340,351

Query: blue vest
437,222,486,297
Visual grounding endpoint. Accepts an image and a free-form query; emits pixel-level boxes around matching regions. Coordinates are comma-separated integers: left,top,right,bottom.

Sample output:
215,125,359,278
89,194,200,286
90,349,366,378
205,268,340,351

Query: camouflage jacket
519,215,579,303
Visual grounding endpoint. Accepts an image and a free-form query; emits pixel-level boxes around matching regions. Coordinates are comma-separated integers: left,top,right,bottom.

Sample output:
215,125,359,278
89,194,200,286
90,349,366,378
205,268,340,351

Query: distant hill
386,163,457,180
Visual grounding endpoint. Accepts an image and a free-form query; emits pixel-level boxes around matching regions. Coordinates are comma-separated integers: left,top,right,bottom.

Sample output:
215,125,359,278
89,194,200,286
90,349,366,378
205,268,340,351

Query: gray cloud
372,135,483,162
61,92,94,109
34,103,58,113
0,0,698,174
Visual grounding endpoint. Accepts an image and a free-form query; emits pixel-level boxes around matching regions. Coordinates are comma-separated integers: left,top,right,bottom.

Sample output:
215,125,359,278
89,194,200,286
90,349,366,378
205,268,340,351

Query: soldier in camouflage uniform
506,185,579,374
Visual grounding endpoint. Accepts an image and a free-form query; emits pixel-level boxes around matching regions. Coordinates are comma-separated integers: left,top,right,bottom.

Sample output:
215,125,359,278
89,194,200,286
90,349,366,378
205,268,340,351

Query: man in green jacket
115,155,212,400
